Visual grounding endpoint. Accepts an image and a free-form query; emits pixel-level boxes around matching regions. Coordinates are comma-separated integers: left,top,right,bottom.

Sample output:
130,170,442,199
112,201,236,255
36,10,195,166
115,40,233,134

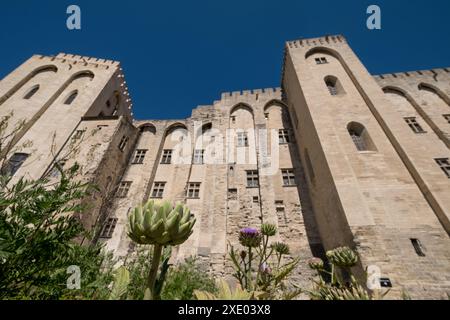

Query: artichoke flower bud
326,247,358,268
307,257,324,271
128,200,196,246
260,223,277,237
272,242,290,255
238,228,261,248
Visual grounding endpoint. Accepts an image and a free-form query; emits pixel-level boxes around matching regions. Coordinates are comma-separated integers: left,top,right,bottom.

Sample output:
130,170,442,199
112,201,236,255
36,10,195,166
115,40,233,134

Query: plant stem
248,247,253,291
146,244,163,300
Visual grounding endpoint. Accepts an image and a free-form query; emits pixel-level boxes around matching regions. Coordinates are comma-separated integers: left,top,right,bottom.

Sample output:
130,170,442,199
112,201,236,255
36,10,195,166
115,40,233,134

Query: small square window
132,149,147,164
435,158,450,178
404,117,426,134
380,278,392,288
116,181,132,198
151,182,166,198
186,182,201,198
246,170,259,188
193,150,204,165
161,150,172,164
279,129,290,144
253,196,259,203
228,188,238,200
315,57,328,64
237,132,249,147
281,169,296,186
100,218,118,239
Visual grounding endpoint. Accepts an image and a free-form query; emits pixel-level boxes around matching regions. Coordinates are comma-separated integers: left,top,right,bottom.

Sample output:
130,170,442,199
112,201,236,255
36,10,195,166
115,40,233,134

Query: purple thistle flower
239,227,262,248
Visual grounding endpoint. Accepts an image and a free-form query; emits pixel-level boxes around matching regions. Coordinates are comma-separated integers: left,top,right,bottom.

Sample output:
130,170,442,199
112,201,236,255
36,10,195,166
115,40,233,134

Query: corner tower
282,35,450,298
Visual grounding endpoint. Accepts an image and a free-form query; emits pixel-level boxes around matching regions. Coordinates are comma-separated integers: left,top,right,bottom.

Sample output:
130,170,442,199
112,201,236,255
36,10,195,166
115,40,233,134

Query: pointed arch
418,83,450,106
305,46,341,60
230,102,254,117
164,122,189,138
0,65,58,106
138,123,156,134
263,99,288,113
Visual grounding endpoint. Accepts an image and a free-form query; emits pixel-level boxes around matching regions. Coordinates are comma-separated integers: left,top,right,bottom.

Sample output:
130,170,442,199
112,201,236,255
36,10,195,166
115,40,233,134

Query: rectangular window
410,239,425,257
281,169,296,186
2,153,29,176
151,182,166,198
315,57,328,64
228,188,238,200
116,181,132,198
404,117,426,133
186,182,201,199
118,136,129,151
435,158,450,178
264,113,269,120
279,129,290,144
231,116,236,124
100,218,118,239
237,132,248,147
161,150,172,164
73,130,85,140
246,170,259,188
253,196,259,203
443,114,450,123
193,150,204,165
132,149,147,164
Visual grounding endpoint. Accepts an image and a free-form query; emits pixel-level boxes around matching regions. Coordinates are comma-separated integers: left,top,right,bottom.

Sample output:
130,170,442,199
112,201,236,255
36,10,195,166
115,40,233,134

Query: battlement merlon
219,87,282,102
286,34,347,49
373,68,450,81
28,53,121,71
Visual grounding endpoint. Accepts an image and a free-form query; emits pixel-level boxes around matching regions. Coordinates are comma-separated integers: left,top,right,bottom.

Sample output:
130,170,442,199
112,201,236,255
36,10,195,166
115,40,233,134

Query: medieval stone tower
1,35,449,299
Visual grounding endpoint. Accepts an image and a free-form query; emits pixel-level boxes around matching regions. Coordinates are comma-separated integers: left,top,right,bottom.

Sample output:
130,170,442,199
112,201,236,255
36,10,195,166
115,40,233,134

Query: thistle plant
229,223,301,299
127,200,196,300
306,246,389,300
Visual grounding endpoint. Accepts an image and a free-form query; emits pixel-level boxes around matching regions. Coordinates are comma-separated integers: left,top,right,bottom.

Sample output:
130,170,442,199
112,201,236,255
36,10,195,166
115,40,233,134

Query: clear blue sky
1,0,449,120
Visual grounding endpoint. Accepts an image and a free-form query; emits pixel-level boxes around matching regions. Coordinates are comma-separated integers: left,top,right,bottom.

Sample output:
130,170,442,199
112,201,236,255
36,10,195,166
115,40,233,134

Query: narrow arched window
324,76,345,96
23,85,40,100
64,90,78,105
347,122,376,152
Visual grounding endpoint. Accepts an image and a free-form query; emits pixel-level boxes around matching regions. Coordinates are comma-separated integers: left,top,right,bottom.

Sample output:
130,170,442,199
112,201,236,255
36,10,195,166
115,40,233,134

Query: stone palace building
1,35,449,299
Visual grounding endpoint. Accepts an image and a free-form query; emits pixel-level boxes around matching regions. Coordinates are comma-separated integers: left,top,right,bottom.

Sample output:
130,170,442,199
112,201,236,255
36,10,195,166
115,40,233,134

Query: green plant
194,279,254,300
162,257,217,300
307,247,390,300
0,163,116,300
109,266,130,300
228,224,302,300
127,200,196,300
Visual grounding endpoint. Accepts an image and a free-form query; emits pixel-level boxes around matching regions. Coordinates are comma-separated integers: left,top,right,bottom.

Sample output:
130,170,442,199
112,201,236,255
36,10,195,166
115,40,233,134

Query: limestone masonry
1,35,450,299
